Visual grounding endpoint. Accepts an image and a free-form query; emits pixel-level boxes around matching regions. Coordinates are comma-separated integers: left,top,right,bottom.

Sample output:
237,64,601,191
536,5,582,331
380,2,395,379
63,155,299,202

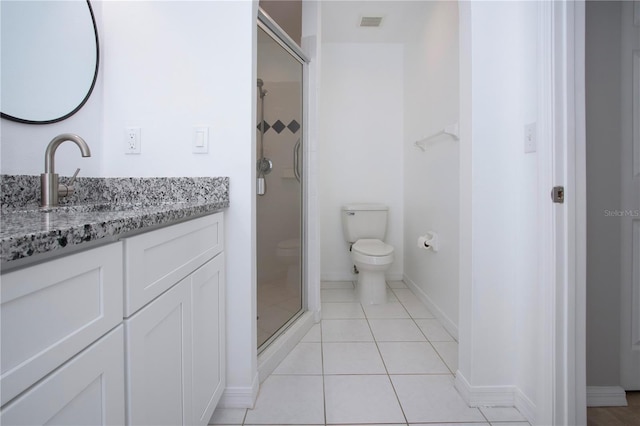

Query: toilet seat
352,239,394,257
351,239,394,266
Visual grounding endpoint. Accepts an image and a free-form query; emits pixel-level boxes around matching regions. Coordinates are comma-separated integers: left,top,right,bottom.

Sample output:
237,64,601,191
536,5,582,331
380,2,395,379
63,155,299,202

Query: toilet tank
341,203,388,243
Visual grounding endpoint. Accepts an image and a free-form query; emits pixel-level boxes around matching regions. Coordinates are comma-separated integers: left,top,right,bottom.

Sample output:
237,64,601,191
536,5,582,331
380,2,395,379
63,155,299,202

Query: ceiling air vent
359,16,383,27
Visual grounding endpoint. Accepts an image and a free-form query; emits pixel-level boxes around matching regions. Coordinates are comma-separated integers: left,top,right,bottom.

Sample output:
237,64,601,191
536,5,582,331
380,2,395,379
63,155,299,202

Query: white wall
402,1,459,337
457,1,539,418
319,42,404,281
511,3,539,404
301,0,322,320
585,0,623,387
0,95,104,177
101,1,252,179
99,0,259,406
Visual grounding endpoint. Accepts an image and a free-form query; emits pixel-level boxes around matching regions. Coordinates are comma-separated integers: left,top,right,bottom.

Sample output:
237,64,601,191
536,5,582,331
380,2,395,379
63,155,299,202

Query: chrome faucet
40,133,91,207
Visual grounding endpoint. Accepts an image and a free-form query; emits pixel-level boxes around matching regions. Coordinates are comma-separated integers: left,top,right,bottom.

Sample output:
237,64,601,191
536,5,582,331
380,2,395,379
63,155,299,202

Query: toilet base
356,270,387,305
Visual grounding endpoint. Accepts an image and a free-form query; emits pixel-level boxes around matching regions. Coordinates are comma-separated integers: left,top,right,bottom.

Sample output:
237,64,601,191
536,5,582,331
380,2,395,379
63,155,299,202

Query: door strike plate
551,186,565,204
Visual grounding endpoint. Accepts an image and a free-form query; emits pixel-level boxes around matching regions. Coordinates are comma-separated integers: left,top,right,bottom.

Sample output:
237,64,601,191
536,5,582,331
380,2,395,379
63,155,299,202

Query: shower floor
257,277,302,347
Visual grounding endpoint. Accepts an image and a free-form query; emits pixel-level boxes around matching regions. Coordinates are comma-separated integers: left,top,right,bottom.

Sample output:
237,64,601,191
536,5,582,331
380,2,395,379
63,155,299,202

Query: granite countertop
0,175,230,267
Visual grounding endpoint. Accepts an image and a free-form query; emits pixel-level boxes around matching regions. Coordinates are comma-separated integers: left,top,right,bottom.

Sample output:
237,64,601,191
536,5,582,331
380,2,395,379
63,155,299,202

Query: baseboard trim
454,371,535,424
454,371,515,406
586,386,628,407
257,311,316,383
218,372,259,409
514,386,537,424
403,273,459,340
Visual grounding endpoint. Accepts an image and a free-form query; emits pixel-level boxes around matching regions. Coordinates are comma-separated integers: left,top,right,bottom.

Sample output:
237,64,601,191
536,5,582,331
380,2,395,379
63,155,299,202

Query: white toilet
341,203,395,305
276,238,300,292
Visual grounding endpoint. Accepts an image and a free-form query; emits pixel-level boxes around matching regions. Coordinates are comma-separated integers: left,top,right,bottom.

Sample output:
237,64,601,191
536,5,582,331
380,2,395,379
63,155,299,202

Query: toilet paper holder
417,231,439,252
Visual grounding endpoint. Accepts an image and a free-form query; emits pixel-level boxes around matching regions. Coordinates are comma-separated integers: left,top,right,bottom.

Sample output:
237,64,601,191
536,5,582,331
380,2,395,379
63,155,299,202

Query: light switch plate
193,127,209,154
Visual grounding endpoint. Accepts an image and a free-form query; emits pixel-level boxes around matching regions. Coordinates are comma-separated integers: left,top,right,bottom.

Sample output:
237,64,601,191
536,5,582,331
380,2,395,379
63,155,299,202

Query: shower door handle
293,138,301,183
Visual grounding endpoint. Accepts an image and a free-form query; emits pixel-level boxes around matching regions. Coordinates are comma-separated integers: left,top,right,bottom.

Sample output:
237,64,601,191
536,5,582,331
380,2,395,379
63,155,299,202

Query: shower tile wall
257,80,302,347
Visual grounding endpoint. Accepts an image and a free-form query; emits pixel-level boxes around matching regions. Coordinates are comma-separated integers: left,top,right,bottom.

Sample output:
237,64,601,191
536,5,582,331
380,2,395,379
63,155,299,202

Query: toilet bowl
351,238,394,305
276,239,300,292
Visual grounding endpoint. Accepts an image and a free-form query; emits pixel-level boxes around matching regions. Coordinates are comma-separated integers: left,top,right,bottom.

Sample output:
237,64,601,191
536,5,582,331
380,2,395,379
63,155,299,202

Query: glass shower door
256,24,304,350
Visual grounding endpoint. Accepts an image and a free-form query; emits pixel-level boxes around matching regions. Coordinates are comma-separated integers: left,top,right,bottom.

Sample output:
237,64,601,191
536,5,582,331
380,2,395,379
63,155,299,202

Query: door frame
619,0,640,392
539,1,587,424
563,1,588,423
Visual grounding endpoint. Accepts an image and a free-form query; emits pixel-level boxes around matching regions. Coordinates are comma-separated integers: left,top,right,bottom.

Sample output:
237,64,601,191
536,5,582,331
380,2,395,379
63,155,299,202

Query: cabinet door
190,253,225,425
1,242,123,406
125,278,192,426
0,326,125,426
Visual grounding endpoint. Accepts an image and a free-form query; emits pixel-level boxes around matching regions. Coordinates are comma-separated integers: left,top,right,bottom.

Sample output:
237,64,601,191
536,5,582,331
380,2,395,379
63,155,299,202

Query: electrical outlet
125,127,141,154
524,122,536,153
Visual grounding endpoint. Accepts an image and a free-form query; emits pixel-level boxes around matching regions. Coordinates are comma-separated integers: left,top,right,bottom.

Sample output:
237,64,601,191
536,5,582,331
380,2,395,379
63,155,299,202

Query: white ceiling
320,0,436,44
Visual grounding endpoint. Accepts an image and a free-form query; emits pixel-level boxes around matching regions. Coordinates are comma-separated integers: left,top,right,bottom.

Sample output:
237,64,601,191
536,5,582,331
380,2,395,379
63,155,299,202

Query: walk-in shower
256,17,306,350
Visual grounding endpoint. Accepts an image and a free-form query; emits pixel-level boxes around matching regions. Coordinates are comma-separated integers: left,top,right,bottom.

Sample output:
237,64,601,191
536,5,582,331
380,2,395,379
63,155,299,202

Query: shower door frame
256,9,309,354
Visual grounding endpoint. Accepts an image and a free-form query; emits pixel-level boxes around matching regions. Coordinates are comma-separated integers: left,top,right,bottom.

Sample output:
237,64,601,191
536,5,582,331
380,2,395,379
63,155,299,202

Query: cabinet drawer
123,213,223,316
0,326,125,425
1,242,123,406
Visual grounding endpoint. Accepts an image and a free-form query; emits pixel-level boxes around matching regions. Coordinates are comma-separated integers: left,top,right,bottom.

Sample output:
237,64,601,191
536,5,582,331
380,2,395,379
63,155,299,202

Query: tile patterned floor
210,280,530,426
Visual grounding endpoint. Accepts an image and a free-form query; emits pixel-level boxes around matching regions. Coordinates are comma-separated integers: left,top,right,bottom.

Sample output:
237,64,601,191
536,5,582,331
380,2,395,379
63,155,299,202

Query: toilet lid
352,239,394,256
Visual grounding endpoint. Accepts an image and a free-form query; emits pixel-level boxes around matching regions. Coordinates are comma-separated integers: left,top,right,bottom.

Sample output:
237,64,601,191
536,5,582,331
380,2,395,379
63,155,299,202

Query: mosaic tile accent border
257,119,301,135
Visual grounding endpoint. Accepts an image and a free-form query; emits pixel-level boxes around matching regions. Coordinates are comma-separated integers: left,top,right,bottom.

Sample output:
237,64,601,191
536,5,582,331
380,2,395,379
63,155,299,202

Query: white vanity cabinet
123,213,225,426
0,242,125,424
0,212,225,426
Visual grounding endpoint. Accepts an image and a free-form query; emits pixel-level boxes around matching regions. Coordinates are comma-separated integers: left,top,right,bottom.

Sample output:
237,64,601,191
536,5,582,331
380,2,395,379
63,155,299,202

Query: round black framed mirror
1,0,100,125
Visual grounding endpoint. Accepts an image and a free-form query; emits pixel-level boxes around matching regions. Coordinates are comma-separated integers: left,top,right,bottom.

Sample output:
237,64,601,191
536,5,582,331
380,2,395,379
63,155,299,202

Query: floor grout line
320,319,327,426
365,284,410,426
229,281,493,426
241,406,248,426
